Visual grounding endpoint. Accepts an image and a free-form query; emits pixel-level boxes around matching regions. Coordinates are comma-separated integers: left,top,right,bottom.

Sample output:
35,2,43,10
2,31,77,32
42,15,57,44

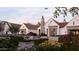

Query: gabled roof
53,19,68,28
0,21,10,31
54,20,68,28
10,23,21,29
24,23,39,30
0,21,21,31
58,22,68,28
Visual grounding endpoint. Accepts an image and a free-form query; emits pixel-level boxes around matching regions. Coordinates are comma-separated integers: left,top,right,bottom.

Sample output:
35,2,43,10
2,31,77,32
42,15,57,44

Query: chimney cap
63,19,66,22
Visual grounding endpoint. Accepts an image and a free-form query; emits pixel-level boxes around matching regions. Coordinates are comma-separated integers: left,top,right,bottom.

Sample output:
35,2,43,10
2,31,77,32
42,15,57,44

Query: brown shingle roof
10,23,21,29
0,21,21,32
58,22,68,28
53,19,68,28
24,23,39,30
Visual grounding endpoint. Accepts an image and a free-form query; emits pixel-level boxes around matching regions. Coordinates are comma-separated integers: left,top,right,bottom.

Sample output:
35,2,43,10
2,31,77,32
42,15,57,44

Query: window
52,28,57,35
21,29,26,34
49,27,57,36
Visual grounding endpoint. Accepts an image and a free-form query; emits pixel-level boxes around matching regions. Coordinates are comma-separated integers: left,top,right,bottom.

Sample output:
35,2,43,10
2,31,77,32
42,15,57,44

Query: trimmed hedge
58,34,79,51
27,40,61,51
0,36,24,51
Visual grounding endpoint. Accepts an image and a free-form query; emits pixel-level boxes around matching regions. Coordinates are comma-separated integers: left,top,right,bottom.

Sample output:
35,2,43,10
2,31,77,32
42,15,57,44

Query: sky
0,7,73,24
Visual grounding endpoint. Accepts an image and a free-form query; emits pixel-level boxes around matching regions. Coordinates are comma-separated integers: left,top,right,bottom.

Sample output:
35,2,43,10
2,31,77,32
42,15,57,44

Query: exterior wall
45,19,60,36
57,26,60,35
56,16,79,35
28,29,37,34
66,16,79,26
19,23,38,34
45,26,48,35
19,24,28,34
3,23,10,34
59,27,68,35
65,16,79,34
37,27,41,35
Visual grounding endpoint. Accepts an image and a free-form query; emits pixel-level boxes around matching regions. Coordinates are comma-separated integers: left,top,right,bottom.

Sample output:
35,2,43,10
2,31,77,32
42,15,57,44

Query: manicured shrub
0,36,24,51
59,34,79,51
27,40,61,51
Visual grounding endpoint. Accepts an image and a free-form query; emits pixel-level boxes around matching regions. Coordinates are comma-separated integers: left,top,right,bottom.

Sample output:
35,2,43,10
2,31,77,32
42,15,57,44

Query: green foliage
69,7,79,17
0,35,79,51
59,34,79,51
53,7,79,18
28,40,61,51
28,35,79,51
0,36,24,51
0,40,17,51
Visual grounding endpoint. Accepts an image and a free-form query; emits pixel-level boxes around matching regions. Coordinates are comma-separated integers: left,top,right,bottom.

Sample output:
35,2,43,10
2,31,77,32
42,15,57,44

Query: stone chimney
63,19,66,22
40,16,45,34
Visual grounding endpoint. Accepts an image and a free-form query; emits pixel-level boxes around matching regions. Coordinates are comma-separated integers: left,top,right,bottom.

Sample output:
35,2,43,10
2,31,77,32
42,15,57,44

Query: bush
27,40,61,51
59,34,79,51
28,38,79,51
0,36,24,51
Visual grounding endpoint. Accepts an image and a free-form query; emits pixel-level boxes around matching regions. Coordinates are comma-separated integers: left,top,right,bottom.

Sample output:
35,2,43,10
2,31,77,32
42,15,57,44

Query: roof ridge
48,19,68,28
24,23,39,30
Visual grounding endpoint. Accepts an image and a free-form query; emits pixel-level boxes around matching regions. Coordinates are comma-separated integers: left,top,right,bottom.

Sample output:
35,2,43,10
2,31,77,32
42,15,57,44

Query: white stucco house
0,21,21,35
37,16,79,37
0,21,11,34
65,16,79,35
19,23,39,34
37,17,68,36
0,15,79,36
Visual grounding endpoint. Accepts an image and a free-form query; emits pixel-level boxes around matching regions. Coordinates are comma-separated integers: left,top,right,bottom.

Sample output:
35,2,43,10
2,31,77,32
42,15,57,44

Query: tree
69,7,79,17
53,7,79,18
